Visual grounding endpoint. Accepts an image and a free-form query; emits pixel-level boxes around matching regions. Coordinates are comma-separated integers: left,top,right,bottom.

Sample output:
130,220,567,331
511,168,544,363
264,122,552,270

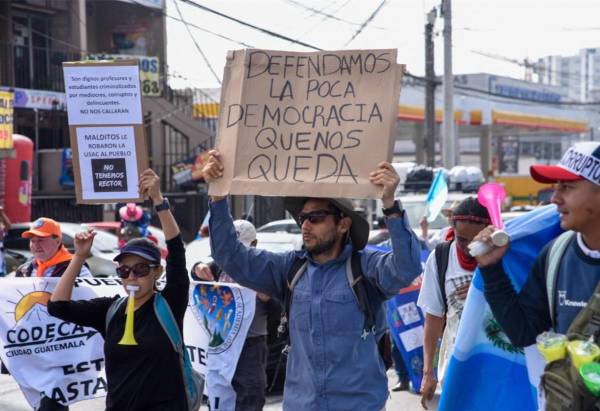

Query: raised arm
0,206,11,229
363,162,422,296
139,169,179,241
51,229,96,302
139,169,188,316
475,225,552,347
208,198,292,300
203,150,292,300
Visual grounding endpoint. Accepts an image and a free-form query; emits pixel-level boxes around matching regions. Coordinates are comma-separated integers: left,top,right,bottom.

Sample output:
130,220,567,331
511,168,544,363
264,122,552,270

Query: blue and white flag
425,171,448,223
439,205,562,411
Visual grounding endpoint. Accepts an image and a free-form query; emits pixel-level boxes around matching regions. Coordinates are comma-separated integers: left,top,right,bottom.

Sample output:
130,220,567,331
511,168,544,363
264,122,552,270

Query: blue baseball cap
114,238,161,264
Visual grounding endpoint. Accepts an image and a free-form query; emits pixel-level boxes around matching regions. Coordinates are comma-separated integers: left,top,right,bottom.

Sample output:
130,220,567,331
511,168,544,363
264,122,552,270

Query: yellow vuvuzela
119,285,139,346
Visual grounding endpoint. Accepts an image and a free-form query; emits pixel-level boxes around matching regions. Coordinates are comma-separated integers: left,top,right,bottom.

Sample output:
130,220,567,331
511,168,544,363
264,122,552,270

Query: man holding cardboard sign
203,149,422,410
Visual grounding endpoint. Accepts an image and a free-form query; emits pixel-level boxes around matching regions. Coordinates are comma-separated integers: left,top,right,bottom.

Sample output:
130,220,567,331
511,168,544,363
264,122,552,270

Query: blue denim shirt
209,199,422,411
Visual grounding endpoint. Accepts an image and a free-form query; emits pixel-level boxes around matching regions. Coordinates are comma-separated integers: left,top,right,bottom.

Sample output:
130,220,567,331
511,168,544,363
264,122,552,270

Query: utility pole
424,7,437,168
442,0,456,168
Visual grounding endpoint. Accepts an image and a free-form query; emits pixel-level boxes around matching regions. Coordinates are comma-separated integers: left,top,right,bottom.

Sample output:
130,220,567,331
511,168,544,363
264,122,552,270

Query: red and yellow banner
0,91,14,149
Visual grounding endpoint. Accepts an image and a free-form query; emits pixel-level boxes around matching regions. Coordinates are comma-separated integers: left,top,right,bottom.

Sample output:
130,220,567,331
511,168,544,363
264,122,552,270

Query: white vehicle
256,219,301,234
185,232,303,273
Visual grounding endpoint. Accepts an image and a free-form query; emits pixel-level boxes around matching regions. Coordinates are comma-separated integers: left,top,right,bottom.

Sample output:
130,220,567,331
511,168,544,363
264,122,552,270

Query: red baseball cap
530,142,600,185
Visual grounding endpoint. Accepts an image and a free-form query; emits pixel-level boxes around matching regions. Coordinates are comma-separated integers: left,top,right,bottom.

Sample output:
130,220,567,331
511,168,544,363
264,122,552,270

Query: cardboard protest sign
209,49,403,199
0,90,14,150
63,60,148,204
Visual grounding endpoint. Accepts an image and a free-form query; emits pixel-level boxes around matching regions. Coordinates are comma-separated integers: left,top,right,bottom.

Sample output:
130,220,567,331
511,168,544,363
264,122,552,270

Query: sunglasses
298,209,341,225
116,263,160,279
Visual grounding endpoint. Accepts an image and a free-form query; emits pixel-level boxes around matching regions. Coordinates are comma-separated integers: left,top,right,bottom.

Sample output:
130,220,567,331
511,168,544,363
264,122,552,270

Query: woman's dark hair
451,197,491,225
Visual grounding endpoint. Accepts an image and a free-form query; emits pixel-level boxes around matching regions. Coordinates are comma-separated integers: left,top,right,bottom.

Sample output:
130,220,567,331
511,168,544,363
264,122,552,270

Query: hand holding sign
139,169,163,204
202,150,224,184
369,162,400,208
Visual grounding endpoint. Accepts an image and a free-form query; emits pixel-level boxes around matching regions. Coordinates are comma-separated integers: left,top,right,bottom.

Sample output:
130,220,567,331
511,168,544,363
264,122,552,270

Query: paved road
0,371,439,410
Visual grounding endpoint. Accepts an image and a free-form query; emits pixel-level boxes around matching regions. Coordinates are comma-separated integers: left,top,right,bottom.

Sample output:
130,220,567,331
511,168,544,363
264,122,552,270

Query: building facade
0,0,215,239
538,47,600,102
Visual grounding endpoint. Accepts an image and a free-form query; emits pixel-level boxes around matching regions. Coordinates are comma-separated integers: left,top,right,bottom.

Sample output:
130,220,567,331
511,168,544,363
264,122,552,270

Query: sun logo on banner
13,291,51,322
5,282,53,324
3,281,98,356
191,283,245,354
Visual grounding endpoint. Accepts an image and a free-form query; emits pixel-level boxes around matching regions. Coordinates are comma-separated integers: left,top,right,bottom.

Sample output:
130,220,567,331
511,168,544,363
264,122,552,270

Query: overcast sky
165,0,600,89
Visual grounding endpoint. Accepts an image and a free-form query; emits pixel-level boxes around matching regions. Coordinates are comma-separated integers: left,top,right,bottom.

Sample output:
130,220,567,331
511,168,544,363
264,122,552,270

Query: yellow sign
87,54,161,97
0,91,14,149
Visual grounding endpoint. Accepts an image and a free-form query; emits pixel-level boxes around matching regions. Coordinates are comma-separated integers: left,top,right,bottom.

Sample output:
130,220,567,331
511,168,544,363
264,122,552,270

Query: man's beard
304,233,338,256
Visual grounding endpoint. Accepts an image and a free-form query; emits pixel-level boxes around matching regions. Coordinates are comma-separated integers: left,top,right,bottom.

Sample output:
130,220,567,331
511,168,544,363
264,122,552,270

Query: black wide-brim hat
284,197,370,250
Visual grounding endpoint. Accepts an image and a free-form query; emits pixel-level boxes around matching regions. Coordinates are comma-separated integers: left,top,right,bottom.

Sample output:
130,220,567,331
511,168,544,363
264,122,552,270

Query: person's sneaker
391,380,410,392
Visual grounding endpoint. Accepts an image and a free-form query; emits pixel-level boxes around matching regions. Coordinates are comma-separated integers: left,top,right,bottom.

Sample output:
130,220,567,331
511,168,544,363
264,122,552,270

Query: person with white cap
201,150,422,411
473,141,600,345
191,219,271,411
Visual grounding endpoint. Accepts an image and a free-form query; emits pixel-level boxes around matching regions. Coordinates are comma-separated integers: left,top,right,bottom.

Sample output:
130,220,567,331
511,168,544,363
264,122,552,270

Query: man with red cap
16,217,92,278
474,141,600,345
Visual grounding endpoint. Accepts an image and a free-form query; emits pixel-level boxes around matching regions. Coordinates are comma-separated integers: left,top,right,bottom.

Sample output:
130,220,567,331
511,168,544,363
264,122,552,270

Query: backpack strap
347,251,376,339
434,241,453,314
278,257,308,348
105,297,127,334
154,293,200,411
546,231,576,327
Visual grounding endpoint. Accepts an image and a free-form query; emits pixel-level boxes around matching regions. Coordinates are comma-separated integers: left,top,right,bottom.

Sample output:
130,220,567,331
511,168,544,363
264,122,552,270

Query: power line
177,0,322,50
127,0,254,47
344,0,387,46
172,0,221,84
283,0,394,32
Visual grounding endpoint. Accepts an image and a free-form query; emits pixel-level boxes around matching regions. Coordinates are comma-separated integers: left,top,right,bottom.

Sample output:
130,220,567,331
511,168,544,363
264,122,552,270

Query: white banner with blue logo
0,277,122,409
190,281,256,411
0,277,258,410
438,205,562,411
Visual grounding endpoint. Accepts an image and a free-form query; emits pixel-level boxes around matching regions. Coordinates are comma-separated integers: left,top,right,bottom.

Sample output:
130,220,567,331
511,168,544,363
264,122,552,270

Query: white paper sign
63,65,142,125
399,325,424,352
76,126,139,200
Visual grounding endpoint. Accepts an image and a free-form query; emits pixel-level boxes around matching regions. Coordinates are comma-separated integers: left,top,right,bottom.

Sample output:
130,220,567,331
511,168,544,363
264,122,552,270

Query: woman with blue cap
47,169,190,411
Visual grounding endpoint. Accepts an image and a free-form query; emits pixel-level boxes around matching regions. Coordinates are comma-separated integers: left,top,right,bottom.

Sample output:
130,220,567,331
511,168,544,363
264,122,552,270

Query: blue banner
371,243,429,393
386,287,425,392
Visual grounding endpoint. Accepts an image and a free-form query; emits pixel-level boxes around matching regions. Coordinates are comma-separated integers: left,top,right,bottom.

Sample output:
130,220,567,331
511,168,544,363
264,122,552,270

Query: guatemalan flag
425,170,448,222
438,204,563,411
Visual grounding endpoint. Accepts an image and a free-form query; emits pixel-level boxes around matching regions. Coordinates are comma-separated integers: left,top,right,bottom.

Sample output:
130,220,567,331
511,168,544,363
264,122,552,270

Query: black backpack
278,252,392,368
434,240,453,314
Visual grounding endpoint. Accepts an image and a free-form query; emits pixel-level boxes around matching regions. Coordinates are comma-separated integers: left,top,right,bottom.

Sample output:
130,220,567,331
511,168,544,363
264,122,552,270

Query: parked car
4,222,121,277
256,219,301,234
185,230,302,393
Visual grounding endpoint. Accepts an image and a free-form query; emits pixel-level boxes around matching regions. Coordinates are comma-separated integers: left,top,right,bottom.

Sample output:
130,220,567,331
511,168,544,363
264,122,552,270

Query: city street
0,371,439,411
